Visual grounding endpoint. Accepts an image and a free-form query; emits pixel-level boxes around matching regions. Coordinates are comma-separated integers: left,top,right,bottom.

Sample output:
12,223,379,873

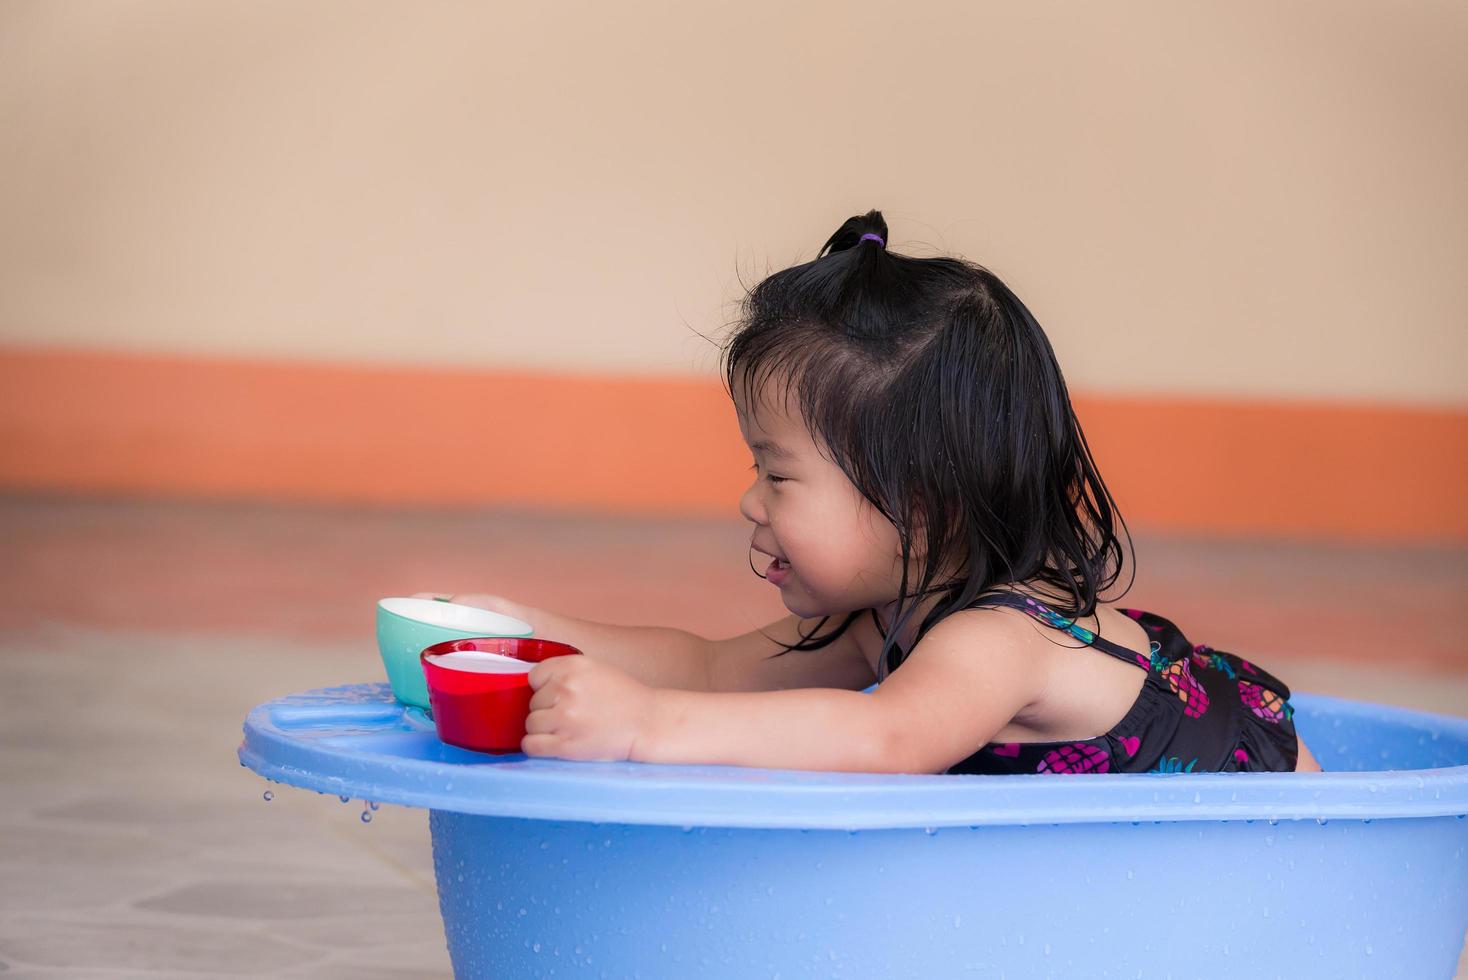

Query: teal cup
375,597,534,708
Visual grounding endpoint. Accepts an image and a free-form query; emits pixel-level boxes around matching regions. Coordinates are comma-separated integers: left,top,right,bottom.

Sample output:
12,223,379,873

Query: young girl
419,209,1321,776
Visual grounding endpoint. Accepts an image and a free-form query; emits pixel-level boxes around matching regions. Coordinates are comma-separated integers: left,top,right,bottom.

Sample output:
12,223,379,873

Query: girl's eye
749,463,787,486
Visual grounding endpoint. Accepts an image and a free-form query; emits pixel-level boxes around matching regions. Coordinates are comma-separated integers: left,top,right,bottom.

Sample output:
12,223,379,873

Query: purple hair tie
859,233,886,247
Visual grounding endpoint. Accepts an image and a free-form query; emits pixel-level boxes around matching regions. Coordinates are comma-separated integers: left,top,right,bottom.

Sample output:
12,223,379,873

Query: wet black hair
722,209,1134,681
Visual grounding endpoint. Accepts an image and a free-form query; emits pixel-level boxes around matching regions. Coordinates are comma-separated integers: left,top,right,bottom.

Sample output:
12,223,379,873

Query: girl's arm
635,607,1043,774
637,687,896,772
416,592,713,691
416,593,876,694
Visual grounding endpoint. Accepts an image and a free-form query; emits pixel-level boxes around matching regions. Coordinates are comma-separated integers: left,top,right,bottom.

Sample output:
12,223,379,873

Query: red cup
420,637,583,754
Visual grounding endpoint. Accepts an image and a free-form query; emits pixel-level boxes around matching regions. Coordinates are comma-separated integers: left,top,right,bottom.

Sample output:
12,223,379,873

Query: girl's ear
905,506,931,562
907,505,966,581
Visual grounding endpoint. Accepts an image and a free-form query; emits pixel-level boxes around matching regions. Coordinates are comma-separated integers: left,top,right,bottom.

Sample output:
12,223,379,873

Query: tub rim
238,683,1468,830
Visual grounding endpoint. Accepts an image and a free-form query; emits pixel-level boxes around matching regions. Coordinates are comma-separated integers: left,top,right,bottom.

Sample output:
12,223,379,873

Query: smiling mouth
751,542,789,565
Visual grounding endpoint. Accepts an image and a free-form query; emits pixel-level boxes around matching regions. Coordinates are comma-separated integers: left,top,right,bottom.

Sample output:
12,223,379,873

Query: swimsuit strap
967,591,1153,667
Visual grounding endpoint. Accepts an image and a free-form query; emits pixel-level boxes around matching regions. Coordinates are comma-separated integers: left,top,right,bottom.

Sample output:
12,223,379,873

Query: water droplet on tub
360,809,372,823
533,943,542,953
262,790,273,802
923,827,937,836
339,794,351,803
1365,945,1374,955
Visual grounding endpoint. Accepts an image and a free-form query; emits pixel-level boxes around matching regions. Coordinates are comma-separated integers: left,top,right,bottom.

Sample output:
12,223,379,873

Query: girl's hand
522,655,658,763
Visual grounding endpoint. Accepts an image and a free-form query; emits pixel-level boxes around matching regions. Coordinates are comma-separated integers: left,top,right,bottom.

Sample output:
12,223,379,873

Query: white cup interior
425,650,535,674
378,597,533,637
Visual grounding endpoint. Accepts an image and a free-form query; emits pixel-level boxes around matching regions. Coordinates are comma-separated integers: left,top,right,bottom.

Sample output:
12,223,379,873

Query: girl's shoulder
946,590,1169,672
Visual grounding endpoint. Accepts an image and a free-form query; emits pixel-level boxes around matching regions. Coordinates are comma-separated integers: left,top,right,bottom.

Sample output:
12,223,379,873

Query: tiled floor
1,494,1464,977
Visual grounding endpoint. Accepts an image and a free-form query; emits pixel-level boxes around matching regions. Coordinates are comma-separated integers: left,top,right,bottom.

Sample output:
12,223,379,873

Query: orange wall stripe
1073,396,1466,542
1,347,1463,542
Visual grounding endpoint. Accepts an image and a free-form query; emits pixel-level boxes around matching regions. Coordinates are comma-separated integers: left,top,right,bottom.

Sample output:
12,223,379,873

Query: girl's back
943,591,1317,774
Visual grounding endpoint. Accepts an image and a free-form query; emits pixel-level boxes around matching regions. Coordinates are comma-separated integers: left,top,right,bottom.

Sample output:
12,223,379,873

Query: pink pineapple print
1036,742,1111,774
1238,681,1293,723
1149,645,1210,718
1190,645,1238,680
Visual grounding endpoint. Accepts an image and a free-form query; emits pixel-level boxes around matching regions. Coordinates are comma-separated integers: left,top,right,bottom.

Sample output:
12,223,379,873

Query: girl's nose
738,478,766,525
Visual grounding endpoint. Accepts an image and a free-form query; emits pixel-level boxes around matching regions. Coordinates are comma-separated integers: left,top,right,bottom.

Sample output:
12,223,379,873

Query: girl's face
734,378,909,620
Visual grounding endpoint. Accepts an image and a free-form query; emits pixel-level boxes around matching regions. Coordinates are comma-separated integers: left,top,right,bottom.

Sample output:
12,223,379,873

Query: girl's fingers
528,659,562,690
523,709,555,735
527,684,558,711
521,733,559,757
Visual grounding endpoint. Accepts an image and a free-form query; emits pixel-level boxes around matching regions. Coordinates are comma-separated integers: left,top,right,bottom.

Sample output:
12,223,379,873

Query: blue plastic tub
239,684,1468,978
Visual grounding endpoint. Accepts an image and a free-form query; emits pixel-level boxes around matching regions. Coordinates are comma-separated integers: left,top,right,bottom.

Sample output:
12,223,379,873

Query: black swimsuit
944,592,1300,775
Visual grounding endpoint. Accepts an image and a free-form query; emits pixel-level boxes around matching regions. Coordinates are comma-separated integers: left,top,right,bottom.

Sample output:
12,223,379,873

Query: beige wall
1,0,1464,405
